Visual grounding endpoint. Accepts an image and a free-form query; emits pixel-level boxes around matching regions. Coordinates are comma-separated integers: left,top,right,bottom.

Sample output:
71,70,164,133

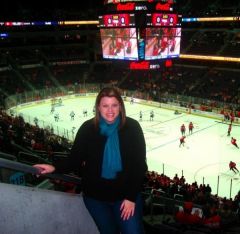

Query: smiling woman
33,86,148,234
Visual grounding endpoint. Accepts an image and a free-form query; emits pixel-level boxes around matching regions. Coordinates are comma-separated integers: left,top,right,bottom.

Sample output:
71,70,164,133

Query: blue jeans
83,194,145,234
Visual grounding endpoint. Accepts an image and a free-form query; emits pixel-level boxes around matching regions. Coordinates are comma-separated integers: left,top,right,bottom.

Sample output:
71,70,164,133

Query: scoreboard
146,13,181,27
98,0,182,65
98,14,135,27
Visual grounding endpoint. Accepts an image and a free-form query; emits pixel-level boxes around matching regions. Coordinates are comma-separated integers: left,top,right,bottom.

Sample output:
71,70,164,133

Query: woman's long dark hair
94,87,126,128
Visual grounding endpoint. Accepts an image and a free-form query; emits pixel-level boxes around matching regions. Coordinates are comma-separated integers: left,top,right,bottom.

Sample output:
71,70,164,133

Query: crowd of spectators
143,171,240,233
0,108,71,159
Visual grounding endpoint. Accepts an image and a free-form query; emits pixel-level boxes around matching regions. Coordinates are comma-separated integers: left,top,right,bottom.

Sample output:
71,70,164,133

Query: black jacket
62,117,147,202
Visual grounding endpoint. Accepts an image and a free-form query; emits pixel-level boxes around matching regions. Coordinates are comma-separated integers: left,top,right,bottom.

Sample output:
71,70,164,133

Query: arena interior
0,0,240,233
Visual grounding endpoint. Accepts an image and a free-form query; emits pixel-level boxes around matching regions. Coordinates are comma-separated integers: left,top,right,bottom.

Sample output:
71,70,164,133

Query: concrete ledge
0,182,99,234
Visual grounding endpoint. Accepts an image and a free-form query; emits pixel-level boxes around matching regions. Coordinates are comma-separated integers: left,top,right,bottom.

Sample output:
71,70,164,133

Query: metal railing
0,153,81,187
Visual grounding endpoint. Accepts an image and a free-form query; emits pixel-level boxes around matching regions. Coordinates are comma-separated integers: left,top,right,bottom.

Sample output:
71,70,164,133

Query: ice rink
14,96,240,199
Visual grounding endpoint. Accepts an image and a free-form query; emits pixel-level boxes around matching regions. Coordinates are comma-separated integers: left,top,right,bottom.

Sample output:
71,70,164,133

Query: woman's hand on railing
33,164,56,175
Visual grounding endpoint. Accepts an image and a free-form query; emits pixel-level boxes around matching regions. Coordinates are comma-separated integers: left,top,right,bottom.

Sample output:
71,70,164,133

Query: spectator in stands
233,191,240,221
230,115,235,124
202,204,221,230
175,201,202,225
173,174,180,184
179,175,186,185
34,87,148,234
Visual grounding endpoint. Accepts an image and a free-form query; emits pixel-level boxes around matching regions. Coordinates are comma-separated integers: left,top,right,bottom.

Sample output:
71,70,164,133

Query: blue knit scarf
99,116,122,179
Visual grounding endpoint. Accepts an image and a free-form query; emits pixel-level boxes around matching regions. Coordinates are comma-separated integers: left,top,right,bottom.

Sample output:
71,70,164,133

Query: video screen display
144,27,181,60
100,28,139,60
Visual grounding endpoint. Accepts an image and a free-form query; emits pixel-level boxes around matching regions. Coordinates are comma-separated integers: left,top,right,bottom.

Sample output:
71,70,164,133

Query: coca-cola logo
165,59,172,67
155,3,171,11
117,3,135,11
130,61,150,70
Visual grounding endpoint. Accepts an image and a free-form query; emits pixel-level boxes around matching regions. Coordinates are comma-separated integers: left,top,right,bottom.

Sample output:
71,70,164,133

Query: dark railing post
230,179,232,198
217,175,219,196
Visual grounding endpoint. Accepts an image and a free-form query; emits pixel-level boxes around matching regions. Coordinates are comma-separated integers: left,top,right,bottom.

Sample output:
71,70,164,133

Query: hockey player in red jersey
229,161,239,174
231,137,239,148
179,136,186,147
180,124,186,136
188,122,194,135
231,137,239,149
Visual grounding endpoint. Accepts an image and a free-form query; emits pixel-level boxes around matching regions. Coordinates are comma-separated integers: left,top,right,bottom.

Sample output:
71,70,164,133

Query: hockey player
227,124,232,136
231,137,239,148
83,109,88,117
188,122,194,135
50,105,55,114
179,136,186,147
150,110,154,121
180,124,186,136
54,113,59,122
139,111,143,121
223,111,229,122
229,161,239,174
71,126,76,139
130,96,134,104
34,117,39,127
70,111,75,121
